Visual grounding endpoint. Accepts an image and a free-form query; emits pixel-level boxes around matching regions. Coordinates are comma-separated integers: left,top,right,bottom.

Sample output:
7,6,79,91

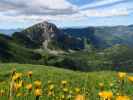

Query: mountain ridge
1,21,133,71
12,21,85,50
62,25,133,48
1,21,133,50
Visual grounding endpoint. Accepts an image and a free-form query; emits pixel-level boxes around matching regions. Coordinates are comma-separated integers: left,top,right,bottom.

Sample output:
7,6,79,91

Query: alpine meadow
0,0,133,100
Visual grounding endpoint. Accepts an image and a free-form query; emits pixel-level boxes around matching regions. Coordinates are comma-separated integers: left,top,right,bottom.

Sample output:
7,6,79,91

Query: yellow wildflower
116,96,130,100
12,73,22,81
13,81,23,91
99,83,104,91
75,88,81,94
34,89,42,96
75,94,85,100
0,90,5,96
98,91,113,99
48,91,54,96
109,83,114,87
26,84,32,91
63,88,69,93
61,80,68,86
16,93,23,96
27,71,32,78
48,80,52,85
60,95,65,99
118,72,126,80
49,84,54,91
34,80,41,89
128,76,133,83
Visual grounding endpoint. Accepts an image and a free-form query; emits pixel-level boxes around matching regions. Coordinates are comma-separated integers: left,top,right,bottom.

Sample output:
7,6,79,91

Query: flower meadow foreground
0,69,133,100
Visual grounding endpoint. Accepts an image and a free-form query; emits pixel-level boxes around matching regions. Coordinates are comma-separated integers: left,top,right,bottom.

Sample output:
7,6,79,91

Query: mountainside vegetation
13,21,85,50
1,22,133,72
0,34,42,63
62,25,133,48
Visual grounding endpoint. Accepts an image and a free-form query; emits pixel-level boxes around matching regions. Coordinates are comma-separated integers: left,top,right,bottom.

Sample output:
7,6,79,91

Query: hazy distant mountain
0,29,22,35
62,27,108,48
62,25,133,48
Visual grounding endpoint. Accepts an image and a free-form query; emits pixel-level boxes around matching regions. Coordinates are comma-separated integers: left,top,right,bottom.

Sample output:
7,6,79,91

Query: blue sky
0,0,133,29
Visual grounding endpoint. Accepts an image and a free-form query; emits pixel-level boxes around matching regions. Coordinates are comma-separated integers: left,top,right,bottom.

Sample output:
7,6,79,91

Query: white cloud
0,0,132,28
0,0,78,15
81,8,129,17
79,0,133,17
80,0,126,9
31,0,75,9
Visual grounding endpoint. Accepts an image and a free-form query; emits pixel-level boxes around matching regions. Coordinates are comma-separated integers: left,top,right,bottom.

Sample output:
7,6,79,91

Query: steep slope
0,34,41,63
94,26,133,46
12,21,85,50
12,32,40,49
62,25,133,48
62,27,109,48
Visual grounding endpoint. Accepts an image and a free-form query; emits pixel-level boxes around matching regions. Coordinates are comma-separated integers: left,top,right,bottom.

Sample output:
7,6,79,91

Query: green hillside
0,63,133,99
0,34,42,63
1,33,133,72
45,45,133,72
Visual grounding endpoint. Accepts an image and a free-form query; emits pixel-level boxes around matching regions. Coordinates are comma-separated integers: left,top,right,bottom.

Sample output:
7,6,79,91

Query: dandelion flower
60,95,65,99
12,73,22,81
98,91,113,99
48,80,52,85
34,89,42,96
118,72,126,80
26,84,32,91
48,91,54,96
63,88,69,93
27,71,32,78
75,88,80,94
49,84,54,91
34,80,41,89
99,83,104,91
0,90,5,96
61,80,68,86
128,76,133,83
16,93,22,97
109,83,114,87
116,95,130,100
13,81,23,91
75,94,85,100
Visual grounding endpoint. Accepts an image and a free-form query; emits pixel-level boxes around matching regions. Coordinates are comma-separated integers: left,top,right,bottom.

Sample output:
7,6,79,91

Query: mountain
62,27,108,48
12,21,85,50
62,25,133,48
1,21,133,72
0,34,42,63
11,22,133,50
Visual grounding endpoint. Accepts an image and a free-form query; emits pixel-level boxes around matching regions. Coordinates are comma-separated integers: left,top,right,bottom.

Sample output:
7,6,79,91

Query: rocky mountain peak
34,21,58,33
13,21,85,50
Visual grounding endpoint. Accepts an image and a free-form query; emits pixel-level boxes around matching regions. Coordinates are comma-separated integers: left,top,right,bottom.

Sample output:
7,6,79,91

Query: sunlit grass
0,63,133,100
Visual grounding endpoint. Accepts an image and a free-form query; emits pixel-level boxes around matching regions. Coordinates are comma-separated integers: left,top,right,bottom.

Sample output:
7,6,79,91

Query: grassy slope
0,34,41,63
1,63,132,99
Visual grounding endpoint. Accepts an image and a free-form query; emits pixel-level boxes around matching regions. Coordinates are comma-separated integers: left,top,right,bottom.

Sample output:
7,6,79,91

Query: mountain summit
12,21,85,50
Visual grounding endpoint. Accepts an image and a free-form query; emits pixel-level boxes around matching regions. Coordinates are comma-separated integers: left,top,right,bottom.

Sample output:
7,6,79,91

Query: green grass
0,63,133,100
0,34,42,63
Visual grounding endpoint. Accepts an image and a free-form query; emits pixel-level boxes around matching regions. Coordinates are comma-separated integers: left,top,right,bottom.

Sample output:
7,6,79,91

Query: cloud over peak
0,0,78,15
0,0,133,28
